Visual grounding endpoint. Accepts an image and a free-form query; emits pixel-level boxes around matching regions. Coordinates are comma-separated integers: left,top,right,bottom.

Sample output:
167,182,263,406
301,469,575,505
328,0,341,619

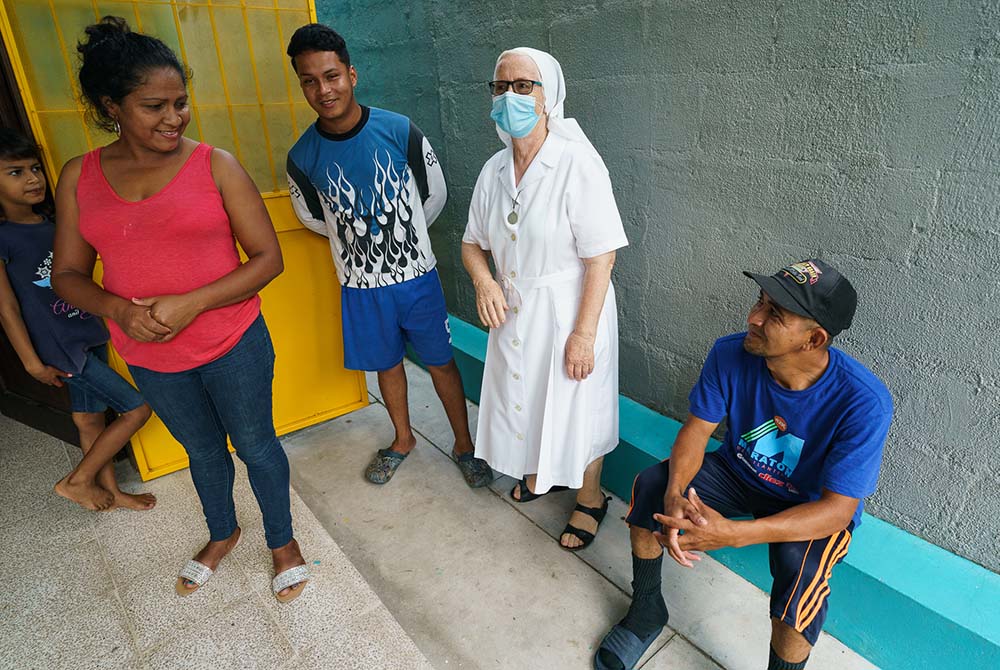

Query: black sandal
509,477,568,503
560,496,611,551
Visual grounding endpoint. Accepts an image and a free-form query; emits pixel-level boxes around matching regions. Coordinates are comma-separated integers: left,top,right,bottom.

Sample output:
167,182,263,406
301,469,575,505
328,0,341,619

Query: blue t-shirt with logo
0,218,107,374
689,333,893,526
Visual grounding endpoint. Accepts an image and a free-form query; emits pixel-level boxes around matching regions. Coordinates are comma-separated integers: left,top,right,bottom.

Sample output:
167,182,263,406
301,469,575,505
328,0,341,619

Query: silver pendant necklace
507,190,522,225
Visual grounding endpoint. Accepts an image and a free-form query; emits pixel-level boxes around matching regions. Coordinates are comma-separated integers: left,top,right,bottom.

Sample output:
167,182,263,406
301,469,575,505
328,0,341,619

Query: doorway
0,27,80,445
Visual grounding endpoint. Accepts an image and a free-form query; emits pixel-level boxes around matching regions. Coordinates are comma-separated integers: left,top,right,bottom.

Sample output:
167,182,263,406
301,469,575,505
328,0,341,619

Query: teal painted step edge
415,314,1000,670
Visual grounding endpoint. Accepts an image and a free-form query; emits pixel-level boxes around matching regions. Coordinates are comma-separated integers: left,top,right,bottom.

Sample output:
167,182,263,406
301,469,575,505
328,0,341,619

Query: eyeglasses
488,79,543,96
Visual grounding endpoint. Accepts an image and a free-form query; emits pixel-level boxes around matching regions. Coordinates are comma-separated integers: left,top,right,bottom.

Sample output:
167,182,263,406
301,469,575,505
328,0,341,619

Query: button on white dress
463,133,629,492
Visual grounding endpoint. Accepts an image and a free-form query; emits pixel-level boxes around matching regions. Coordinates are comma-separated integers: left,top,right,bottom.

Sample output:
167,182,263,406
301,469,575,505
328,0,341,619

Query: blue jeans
64,345,145,413
129,315,293,549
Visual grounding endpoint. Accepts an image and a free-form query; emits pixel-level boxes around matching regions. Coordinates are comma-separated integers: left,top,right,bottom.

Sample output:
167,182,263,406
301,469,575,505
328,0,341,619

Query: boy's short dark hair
0,128,42,162
286,23,350,71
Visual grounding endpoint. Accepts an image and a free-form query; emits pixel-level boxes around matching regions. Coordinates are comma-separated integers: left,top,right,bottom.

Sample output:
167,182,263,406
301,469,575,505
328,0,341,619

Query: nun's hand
565,331,595,381
473,278,508,329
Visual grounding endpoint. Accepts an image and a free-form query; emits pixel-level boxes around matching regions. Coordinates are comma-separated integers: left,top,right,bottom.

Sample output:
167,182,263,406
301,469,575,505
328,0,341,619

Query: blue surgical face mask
490,92,540,138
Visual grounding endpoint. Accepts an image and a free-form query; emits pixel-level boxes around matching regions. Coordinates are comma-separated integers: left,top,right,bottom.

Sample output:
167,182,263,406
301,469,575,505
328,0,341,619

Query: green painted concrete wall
315,1,1000,574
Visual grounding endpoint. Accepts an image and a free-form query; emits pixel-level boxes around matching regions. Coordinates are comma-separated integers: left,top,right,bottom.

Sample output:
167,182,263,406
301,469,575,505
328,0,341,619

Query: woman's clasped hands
114,293,203,343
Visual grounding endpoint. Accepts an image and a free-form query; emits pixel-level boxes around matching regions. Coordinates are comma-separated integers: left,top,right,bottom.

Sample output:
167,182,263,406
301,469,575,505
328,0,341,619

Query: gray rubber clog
451,450,494,488
365,448,409,484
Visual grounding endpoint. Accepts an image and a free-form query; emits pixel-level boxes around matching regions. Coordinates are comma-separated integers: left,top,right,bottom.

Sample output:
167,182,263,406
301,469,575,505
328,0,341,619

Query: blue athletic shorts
64,345,146,414
625,451,854,645
341,268,453,372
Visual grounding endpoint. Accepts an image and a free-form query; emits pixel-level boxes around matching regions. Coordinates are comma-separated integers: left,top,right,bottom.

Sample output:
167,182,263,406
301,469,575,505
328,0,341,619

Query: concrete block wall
317,0,1000,573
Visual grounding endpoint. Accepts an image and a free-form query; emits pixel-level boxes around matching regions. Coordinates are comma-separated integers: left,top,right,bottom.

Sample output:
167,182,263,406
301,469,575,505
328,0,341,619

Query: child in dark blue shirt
0,128,154,512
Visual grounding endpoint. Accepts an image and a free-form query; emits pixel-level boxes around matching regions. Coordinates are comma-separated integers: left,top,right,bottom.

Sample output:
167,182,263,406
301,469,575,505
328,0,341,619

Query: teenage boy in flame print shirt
285,23,492,488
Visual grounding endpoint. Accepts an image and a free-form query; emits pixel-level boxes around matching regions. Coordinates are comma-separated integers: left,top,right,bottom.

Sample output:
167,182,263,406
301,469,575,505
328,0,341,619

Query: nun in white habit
461,47,628,550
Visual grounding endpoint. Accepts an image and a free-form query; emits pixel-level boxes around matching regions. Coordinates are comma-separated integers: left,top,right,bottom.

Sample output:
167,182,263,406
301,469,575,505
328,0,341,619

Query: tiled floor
0,414,430,670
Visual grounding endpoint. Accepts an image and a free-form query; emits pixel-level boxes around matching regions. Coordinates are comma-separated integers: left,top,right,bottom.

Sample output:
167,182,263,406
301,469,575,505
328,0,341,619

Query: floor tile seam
635,630,680,670
56,513,102,545
480,480,638,602
0,504,72,534
365,378,696,652
264,551,396,625
363,381,467,455
390,368,835,665
397,396,639,599
0,494,100,543
291,603,427,666
92,529,148,662
405,415,634,599
241,571,384,628
92,528,129,593
135,591,268,661
285,490,408,623
410,421,458,455
128,539,260,657
0,467,66,485
59,440,77,468
244,573,299,658
231,520,388,655
660,631,727,670
362,390,456,452
292,541,390,615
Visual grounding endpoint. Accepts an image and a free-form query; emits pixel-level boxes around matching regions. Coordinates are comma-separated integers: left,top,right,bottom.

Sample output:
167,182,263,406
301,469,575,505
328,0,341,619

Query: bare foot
177,528,241,593
272,539,308,599
111,491,157,511
54,475,114,511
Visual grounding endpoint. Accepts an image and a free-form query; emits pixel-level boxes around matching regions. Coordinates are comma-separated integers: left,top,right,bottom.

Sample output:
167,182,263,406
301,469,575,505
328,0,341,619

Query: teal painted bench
428,314,1000,670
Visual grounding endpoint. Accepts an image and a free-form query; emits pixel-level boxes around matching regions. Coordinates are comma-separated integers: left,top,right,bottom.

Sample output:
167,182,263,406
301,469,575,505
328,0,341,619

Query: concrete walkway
0,414,429,670
281,360,877,670
0,358,878,669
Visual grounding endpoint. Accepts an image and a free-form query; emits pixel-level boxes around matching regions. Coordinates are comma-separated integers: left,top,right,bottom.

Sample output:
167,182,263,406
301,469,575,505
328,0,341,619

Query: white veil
494,47,599,156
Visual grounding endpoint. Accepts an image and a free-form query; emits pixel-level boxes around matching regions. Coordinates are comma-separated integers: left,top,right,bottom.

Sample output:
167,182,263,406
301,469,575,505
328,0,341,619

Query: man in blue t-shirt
595,260,893,670
284,24,492,489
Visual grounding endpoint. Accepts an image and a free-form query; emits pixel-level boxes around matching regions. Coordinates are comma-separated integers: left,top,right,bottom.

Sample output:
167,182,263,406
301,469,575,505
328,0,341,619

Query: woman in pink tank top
51,17,308,603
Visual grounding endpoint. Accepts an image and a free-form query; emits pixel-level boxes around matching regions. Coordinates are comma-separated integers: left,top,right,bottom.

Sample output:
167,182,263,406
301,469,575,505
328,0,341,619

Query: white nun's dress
463,125,629,492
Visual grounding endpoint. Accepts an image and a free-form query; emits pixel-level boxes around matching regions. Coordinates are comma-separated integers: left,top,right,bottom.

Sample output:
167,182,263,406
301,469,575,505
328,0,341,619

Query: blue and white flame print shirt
287,106,447,289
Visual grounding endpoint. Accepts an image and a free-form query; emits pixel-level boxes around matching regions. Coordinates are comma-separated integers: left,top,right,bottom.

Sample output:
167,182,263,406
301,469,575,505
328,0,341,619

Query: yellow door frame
0,2,59,185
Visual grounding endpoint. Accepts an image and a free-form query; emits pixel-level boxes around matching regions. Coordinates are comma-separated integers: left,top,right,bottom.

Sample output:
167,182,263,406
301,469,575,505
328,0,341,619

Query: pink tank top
77,143,261,372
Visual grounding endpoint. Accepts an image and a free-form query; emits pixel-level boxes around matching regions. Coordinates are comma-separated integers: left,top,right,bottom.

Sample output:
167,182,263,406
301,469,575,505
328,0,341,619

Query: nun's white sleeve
462,164,492,251
567,149,629,258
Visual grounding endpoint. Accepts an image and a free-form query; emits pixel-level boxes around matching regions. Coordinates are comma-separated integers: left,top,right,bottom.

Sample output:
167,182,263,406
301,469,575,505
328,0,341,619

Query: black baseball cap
743,259,857,336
